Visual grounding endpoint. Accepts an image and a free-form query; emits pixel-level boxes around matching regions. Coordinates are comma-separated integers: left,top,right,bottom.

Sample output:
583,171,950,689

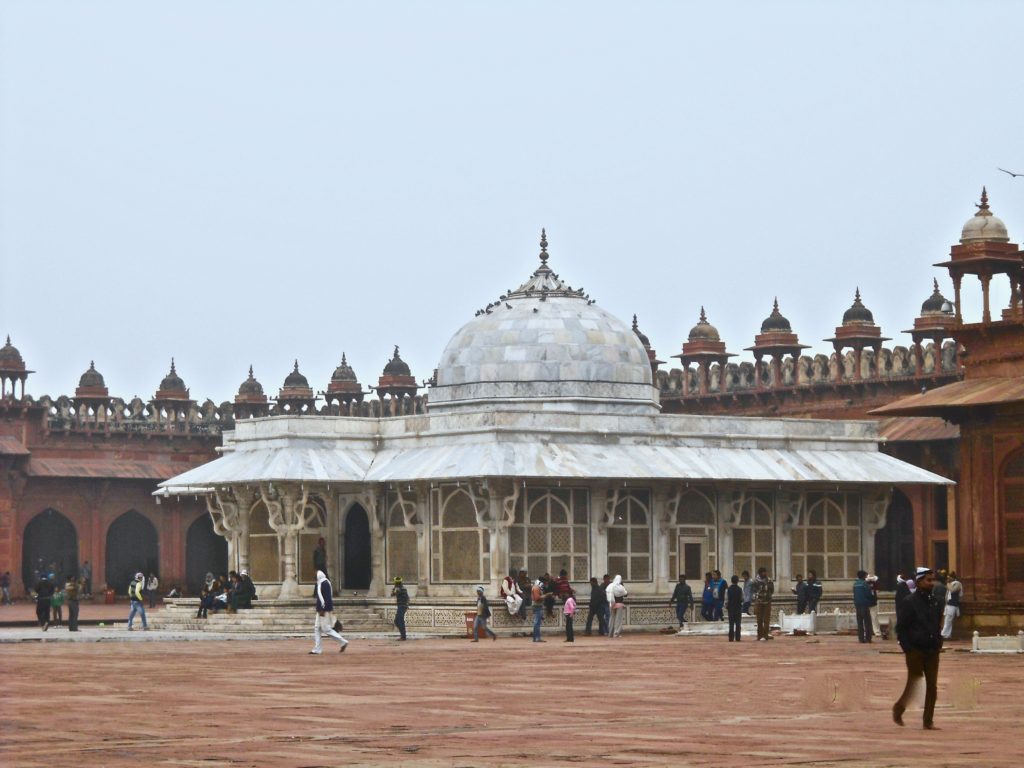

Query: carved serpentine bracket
723,490,747,530
598,487,621,533
394,485,421,529
863,488,892,536
778,491,807,533
207,490,240,537
659,487,683,535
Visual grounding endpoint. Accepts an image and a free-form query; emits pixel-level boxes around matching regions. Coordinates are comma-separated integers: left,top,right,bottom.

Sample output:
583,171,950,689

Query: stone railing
26,392,429,436
658,340,960,398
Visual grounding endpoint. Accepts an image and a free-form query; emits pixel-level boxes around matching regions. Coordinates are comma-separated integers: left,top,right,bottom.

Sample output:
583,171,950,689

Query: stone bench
971,630,1024,654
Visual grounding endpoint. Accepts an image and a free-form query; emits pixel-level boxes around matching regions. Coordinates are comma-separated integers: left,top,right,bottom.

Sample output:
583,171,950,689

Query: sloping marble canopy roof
156,411,950,494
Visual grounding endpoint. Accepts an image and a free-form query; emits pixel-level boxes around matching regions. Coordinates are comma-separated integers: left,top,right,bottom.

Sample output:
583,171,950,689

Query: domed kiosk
429,231,657,414
159,232,947,615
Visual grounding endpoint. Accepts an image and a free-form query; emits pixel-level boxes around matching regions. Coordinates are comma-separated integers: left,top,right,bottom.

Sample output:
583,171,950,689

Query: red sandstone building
1,192,1020,628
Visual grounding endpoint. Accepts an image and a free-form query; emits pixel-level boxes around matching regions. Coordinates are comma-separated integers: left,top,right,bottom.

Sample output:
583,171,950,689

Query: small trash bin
104,588,115,605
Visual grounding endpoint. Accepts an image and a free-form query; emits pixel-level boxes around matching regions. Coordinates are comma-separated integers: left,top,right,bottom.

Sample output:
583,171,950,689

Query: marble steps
152,599,391,633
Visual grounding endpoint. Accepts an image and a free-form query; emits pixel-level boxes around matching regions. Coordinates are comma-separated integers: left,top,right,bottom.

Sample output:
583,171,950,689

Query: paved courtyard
1,630,1020,767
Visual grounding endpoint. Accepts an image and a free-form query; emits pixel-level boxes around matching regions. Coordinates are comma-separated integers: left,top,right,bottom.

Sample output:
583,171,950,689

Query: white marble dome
960,188,1009,244
428,233,659,414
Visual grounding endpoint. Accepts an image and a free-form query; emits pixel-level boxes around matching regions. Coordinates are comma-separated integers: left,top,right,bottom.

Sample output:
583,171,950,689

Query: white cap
915,566,933,578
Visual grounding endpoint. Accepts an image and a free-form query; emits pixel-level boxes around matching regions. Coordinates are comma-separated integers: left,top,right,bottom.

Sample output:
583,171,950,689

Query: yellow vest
128,581,143,601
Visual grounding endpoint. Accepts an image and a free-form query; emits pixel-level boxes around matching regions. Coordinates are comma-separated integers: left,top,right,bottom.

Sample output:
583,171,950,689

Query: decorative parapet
659,341,961,401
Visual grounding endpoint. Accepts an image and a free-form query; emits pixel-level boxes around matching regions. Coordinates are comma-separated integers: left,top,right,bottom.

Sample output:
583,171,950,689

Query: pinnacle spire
341,352,348,366
772,296,780,312
974,185,991,211
248,364,254,378
699,306,707,323
933,277,940,292
539,228,549,265
169,357,176,374
293,360,300,372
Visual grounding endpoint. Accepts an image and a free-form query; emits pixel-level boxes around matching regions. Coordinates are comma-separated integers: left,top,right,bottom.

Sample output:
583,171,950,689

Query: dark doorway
185,514,228,595
875,490,915,590
106,511,159,594
344,505,371,590
22,509,78,591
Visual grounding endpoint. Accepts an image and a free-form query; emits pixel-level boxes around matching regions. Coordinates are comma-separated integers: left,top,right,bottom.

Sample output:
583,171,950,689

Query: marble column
776,491,805,588
653,487,675,593
862,489,891,576
591,486,610,578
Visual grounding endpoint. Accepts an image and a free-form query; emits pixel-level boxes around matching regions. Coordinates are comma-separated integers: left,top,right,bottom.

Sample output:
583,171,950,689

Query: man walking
34,574,54,630
585,576,608,636
392,576,409,640
941,571,962,639
752,567,774,640
65,575,81,632
669,574,694,632
893,567,944,729
853,570,876,643
726,575,744,641
607,575,628,638
127,572,148,630
311,569,348,654
531,579,546,642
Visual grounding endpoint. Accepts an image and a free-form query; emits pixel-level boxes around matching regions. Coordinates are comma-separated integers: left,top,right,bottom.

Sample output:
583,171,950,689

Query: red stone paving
1,633,1020,767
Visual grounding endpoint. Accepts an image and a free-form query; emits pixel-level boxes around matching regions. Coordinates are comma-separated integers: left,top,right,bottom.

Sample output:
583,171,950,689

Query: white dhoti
505,594,523,615
941,604,959,639
869,605,880,637
313,612,348,653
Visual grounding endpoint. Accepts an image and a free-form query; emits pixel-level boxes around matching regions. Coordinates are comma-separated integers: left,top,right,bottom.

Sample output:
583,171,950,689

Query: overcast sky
2,1,1022,403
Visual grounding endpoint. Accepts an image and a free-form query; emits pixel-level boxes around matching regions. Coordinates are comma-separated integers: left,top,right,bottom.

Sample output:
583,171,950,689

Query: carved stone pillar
232,486,256,575
416,485,431,594
718,491,745,579
358,489,385,597
776,491,805,588
592,486,609,578
472,480,519,594
863,489,891,576
654,487,677,592
264,483,323,599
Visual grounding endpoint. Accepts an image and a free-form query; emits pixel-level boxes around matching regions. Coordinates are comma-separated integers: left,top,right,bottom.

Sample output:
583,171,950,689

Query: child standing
50,586,65,627
563,589,577,642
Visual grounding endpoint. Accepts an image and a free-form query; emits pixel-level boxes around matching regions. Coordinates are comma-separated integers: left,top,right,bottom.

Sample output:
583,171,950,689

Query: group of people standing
31,572,84,632
670,569,775,641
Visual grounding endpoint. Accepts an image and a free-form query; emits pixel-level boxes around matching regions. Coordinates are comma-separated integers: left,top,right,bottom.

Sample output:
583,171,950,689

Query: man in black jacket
585,576,608,636
669,574,694,631
893,567,944,729
726,575,744,642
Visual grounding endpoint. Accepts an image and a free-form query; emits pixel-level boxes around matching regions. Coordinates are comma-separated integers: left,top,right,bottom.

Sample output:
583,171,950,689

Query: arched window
608,490,651,581
731,493,774,578
22,509,78,591
510,488,589,581
791,494,861,580
430,486,487,582
386,493,419,584
1003,450,1024,582
248,500,279,583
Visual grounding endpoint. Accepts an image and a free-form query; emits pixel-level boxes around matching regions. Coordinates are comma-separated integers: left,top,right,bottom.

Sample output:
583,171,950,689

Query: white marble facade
160,237,949,598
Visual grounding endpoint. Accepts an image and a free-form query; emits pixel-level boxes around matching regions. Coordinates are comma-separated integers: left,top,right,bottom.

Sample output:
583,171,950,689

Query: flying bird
998,167,1023,178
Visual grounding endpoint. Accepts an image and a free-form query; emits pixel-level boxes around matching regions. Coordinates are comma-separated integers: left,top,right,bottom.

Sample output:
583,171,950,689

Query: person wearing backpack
127,572,149,630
